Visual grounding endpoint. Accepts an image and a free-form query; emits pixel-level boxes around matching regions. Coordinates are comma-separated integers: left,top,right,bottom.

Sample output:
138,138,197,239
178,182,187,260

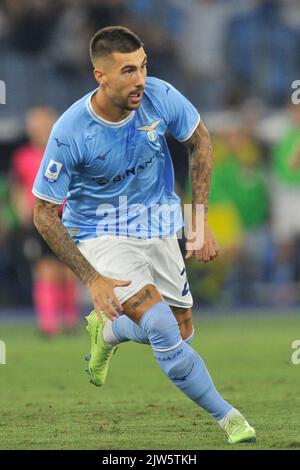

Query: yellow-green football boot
85,310,117,386
224,414,256,444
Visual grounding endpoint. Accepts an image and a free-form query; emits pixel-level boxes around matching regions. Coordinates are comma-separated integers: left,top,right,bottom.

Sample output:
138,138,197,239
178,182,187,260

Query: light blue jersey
33,77,200,241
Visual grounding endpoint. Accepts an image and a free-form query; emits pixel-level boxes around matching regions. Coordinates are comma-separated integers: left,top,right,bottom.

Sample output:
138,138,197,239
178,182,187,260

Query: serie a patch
44,159,63,183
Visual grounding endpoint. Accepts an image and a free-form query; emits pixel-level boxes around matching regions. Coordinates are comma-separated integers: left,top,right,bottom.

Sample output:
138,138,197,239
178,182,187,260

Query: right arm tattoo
184,121,213,222
33,197,100,287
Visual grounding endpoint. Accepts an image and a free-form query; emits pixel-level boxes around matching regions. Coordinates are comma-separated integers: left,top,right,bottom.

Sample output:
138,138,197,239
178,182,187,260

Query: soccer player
32,26,256,444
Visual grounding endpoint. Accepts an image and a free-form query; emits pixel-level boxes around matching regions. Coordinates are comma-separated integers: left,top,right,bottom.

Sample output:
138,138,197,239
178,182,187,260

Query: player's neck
91,90,132,123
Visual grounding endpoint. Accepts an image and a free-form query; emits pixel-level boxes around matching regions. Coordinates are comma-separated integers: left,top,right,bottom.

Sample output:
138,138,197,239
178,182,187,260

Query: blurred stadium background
1,0,300,450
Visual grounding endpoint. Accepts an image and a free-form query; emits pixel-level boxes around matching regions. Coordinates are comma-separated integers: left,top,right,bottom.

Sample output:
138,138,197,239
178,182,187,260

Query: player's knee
140,301,181,350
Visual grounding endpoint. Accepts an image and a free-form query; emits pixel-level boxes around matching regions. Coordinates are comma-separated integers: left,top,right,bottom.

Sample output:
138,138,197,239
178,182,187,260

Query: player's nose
135,70,145,88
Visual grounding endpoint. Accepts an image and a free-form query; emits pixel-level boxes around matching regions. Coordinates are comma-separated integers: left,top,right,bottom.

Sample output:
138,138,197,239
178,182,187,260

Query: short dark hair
90,26,144,65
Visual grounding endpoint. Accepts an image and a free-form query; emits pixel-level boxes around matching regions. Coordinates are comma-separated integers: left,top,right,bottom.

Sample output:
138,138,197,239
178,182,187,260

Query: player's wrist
84,271,102,288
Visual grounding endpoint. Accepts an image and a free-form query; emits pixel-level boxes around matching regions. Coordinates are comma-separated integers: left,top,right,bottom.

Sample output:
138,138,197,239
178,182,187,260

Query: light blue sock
112,314,195,345
112,314,149,344
139,301,232,421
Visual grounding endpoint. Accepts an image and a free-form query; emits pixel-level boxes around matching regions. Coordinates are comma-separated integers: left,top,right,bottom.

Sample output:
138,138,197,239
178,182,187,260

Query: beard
124,100,141,110
108,89,143,114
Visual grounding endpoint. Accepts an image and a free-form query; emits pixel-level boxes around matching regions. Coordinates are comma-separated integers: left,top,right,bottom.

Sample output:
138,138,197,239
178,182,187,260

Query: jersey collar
86,89,135,128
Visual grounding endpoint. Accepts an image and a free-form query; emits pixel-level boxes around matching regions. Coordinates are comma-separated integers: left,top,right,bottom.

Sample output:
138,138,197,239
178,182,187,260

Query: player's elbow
33,204,42,232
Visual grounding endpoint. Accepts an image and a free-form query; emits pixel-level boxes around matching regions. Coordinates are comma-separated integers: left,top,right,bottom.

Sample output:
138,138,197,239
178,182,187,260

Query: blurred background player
10,106,79,336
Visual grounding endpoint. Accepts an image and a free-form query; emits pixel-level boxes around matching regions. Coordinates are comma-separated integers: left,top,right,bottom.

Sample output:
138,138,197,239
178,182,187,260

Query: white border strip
32,188,64,205
86,94,135,128
153,338,183,353
177,114,201,142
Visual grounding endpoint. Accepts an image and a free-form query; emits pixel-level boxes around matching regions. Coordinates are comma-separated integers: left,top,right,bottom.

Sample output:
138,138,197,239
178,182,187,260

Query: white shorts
78,235,193,309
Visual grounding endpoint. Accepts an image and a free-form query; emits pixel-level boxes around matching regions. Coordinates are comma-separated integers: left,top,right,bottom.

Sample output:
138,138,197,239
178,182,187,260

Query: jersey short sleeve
32,124,80,204
156,79,200,142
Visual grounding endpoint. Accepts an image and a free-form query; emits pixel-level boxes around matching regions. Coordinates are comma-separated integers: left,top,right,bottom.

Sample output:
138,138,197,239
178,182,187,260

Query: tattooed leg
122,284,163,324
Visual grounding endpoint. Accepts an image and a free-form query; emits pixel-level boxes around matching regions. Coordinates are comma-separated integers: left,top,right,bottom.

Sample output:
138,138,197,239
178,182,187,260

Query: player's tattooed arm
185,120,212,220
33,197,130,320
184,121,219,262
33,197,100,286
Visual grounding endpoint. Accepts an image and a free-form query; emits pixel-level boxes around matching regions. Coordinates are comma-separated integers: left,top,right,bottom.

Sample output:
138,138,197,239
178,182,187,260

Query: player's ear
93,68,105,86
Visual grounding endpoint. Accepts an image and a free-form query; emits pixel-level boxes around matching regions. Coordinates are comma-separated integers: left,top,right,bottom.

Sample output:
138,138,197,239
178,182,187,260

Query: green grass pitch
0,313,300,450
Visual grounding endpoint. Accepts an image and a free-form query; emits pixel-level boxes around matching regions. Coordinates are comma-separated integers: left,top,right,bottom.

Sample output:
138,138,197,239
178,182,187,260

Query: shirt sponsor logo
94,150,162,186
44,159,63,183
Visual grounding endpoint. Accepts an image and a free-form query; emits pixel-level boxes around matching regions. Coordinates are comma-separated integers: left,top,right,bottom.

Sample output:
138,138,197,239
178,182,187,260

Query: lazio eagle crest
137,120,160,142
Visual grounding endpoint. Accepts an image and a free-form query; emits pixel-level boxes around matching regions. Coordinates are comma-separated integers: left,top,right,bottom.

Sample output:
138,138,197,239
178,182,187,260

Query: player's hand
185,224,220,263
87,275,131,321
